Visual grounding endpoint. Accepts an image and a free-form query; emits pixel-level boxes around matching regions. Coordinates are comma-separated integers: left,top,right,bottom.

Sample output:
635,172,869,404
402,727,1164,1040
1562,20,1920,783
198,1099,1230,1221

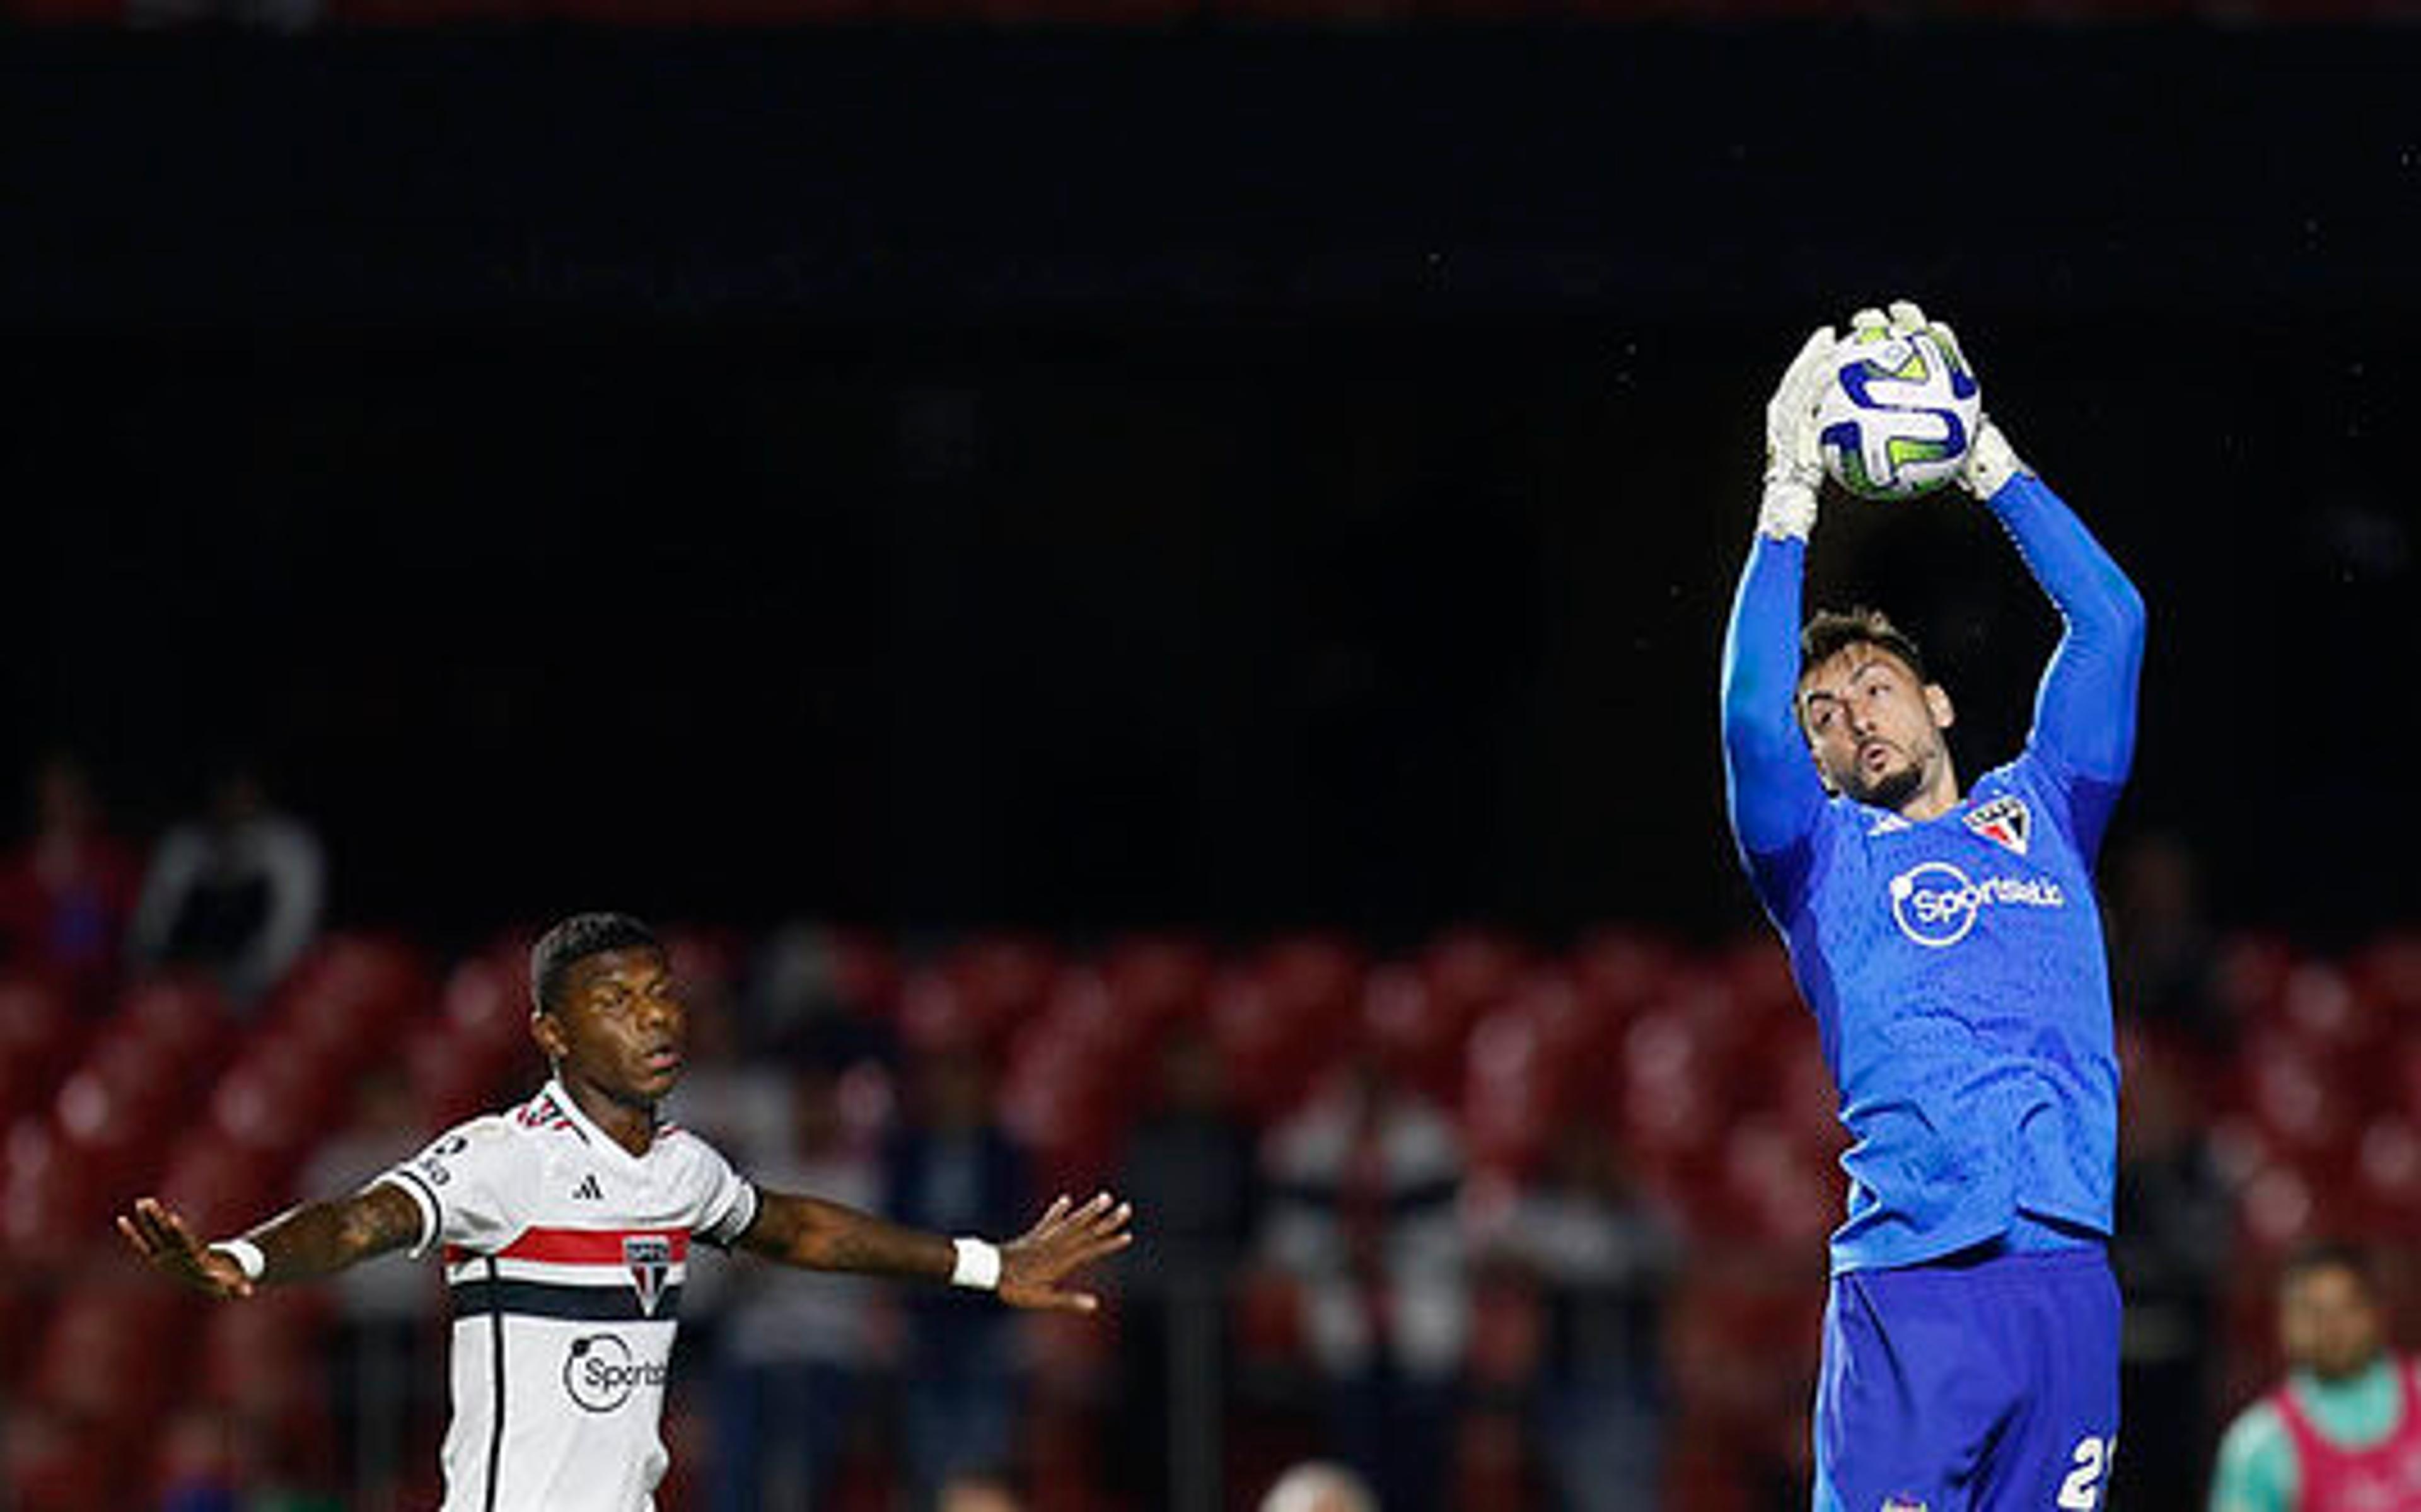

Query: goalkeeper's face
1797,643,1956,814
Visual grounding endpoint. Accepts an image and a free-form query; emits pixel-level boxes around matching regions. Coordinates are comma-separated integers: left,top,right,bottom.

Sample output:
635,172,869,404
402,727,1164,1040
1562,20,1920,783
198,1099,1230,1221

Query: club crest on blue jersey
624,1236,672,1317
1963,794,2031,857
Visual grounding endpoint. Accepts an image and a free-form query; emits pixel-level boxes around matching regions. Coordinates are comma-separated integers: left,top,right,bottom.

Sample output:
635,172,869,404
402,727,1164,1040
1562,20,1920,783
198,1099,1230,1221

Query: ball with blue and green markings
1815,326,1981,500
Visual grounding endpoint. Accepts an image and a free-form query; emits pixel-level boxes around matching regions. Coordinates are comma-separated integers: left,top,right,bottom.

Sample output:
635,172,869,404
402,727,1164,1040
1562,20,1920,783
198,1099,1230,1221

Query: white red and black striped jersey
377,1078,759,1512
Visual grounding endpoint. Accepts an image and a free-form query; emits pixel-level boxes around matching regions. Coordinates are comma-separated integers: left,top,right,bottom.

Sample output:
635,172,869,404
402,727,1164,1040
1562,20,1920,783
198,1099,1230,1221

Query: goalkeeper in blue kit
1720,303,2147,1511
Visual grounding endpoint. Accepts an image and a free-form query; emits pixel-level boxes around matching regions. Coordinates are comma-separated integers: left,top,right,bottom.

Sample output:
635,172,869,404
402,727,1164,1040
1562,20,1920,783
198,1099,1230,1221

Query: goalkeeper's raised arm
1720,323,1838,912
1882,299,2147,849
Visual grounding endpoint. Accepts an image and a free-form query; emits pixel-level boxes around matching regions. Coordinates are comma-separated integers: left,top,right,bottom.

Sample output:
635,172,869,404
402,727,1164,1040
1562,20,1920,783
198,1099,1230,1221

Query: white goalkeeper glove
1857,299,2027,500
1759,325,1836,541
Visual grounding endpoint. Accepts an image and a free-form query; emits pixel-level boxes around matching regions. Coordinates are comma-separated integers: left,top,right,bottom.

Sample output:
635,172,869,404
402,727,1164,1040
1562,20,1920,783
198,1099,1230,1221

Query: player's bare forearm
246,1182,426,1282
739,1190,1136,1313
736,1191,956,1280
117,1183,421,1300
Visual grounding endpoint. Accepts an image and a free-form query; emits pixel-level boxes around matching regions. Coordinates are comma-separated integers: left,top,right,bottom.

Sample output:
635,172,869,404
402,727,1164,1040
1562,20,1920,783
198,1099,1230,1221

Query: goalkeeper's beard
1845,755,1925,812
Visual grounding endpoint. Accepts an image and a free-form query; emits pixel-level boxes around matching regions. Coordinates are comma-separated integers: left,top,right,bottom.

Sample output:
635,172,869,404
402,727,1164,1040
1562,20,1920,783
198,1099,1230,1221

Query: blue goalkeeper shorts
1813,1244,2121,1512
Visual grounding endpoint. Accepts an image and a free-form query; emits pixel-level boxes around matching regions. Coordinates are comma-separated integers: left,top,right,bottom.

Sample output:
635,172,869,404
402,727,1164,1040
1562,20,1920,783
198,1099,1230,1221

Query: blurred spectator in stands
300,1067,438,1511
1258,1459,1378,1512
1478,1117,1676,1512
154,1405,294,1512
2106,829,2232,1051
2111,1031,2232,1510
709,1064,882,1512
883,1041,1034,1510
1261,1046,1467,1512
128,765,325,1008
1108,1024,1262,1510
0,753,144,1008
937,1464,1025,1512
2210,1240,2421,1512
746,920,900,1070
668,960,799,1227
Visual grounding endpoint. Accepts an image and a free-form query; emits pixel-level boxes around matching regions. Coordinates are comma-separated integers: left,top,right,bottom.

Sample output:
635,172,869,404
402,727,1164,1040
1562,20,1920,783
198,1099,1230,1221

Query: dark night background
5,23,2417,948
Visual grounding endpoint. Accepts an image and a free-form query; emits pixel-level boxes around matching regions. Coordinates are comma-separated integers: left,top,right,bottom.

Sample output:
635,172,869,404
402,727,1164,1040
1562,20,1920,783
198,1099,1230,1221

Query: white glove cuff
951,1236,1002,1291
1756,482,1818,542
1963,420,2027,500
212,1238,267,1282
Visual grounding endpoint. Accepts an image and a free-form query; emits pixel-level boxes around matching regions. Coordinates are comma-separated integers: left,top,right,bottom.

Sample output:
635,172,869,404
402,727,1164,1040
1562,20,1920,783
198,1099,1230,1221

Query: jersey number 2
2055,1434,2115,1510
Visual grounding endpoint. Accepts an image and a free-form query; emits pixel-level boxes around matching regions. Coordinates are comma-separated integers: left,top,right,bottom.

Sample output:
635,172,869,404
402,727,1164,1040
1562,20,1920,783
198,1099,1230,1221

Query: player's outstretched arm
1722,326,1834,879
737,1189,1134,1314
116,1184,424,1300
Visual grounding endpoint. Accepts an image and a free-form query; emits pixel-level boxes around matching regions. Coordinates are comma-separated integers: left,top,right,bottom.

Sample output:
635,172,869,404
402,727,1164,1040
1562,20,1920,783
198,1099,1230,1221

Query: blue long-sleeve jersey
1720,475,2147,1274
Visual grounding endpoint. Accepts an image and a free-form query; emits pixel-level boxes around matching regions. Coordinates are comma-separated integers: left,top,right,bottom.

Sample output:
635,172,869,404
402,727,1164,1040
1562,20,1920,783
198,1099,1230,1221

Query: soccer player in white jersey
119,912,1135,1511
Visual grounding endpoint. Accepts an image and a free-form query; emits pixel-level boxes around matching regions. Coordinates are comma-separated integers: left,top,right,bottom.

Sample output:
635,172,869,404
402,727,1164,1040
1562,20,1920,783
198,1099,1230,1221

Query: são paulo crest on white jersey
378,1079,759,1512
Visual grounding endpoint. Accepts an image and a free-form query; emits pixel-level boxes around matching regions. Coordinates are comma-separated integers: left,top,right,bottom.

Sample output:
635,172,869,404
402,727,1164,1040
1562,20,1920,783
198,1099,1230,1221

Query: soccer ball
1816,327,1980,500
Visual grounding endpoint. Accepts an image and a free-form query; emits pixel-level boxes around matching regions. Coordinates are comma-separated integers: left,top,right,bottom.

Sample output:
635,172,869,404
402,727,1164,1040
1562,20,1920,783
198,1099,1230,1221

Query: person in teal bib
2211,1240,2421,1511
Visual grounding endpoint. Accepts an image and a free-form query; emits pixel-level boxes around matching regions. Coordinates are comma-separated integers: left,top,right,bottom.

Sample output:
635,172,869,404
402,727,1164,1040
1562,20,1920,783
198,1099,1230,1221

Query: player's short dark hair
530,912,662,1014
2282,1238,2379,1295
1800,606,1930,686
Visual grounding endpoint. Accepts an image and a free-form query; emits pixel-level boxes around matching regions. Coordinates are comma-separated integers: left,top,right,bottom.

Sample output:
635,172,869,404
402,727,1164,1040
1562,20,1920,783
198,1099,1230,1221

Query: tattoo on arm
738,1191,954,1282
249,1181,424,1284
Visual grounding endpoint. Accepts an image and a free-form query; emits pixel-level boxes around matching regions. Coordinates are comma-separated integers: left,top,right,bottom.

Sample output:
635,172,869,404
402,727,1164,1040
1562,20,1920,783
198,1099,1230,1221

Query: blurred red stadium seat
944,932,1061,1041
1461,1003,1558,1177
1000,1020,1120,1191
2236,1159,2322,1255
116,974,233,1065
0,974,77,1124
821,926,903,1020
1,1400,115,1512
157,1133,287,1237
1207,942,1362,1119
207,1042,339,1160
0,1121,107,1262
2235,1031,2359,1162
267,934,432,1067
405,1018,528,1128
2354,1115,2421,1241
2215,931,2297,1030
27,1279,194,1440
1100,931,1215,1028
2354,930,2421,1015
1571,925,1679,1014
1419,926,1530,1020
1719,1114,1838,1246
897,966,976,1053
2273,961,2381,1057
1360,962,1465,1100
441,955,530,1050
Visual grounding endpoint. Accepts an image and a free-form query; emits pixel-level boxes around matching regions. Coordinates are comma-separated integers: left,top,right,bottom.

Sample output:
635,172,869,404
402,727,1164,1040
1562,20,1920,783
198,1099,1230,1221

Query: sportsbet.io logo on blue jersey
1888,861,2066,948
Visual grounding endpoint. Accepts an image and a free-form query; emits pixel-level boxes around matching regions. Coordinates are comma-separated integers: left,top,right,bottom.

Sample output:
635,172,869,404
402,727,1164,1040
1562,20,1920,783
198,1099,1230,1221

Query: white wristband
950,1236,1001,1291
212,1237,267,1283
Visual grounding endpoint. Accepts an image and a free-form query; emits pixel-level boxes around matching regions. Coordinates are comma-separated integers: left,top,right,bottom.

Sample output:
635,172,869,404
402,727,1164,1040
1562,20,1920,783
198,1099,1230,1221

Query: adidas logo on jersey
572,1174,604,1202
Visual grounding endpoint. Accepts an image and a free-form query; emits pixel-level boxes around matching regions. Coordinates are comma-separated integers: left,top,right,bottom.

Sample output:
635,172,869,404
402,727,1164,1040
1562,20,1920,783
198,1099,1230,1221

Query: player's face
539,945,687,1109
2282,1264,2386,1382
1797,643,1954,812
